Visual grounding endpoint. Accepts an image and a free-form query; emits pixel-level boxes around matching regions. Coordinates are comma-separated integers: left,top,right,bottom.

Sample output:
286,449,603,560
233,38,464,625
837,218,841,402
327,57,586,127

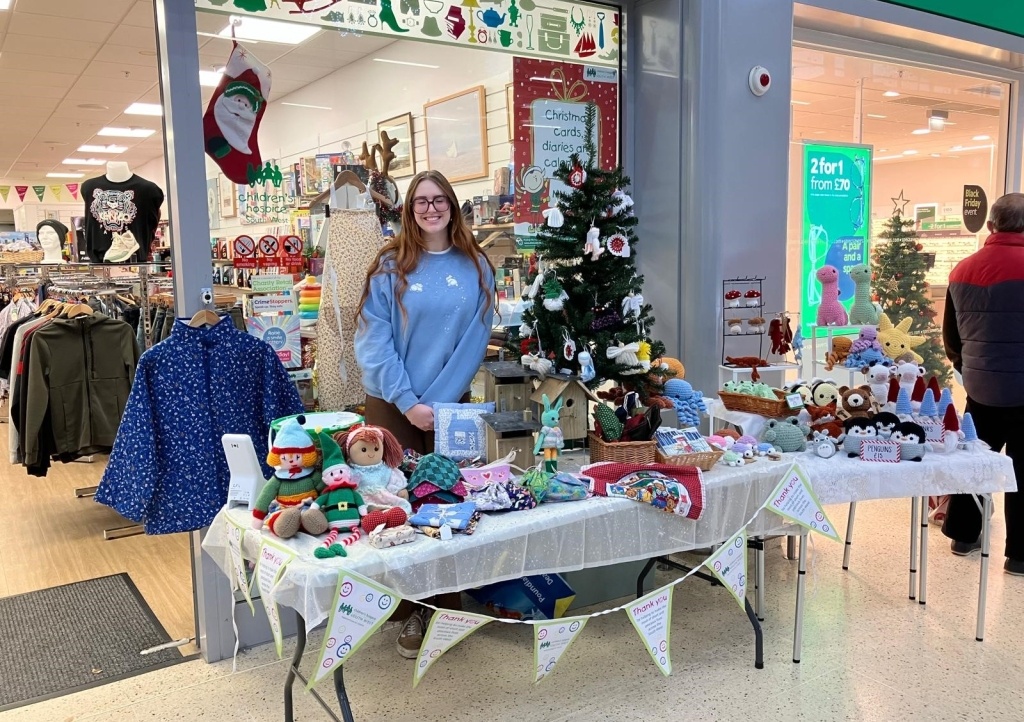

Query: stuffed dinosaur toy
847,264,881,325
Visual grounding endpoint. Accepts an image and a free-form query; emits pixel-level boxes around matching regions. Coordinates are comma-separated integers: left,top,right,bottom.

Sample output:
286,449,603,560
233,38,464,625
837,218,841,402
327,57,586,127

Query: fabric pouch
433,402,495,461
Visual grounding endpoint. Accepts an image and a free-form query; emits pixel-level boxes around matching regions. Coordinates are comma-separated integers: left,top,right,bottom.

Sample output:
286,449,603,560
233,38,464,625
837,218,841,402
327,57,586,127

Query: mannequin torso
105,161,132,183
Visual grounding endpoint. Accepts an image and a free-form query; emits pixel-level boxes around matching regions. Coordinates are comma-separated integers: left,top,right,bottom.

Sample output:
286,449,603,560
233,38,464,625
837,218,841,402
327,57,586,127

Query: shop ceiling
0,0,392,183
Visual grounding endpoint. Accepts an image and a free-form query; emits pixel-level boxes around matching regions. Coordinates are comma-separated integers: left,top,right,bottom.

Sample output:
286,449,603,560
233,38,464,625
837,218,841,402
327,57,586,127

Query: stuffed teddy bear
335,424,412,517
839,385,874,419
760,417,810,452
311,432,370,559
252,417,328,538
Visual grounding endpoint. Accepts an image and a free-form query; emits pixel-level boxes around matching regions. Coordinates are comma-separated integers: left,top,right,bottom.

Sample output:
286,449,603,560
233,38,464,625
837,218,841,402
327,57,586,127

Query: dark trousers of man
942,398,1024,561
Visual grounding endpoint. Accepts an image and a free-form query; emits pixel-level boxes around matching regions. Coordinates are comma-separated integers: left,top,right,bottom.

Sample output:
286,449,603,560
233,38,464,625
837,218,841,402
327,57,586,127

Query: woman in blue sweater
355,169,495,657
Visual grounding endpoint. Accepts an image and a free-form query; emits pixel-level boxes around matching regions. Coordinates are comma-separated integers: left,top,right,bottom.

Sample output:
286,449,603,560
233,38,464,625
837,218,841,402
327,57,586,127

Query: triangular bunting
765,465,841,542
66,183,79,200
224,518,254,614
625,585,673,676
704,528,748,611
15,186,27,202
32,185,46,202
49,185,62,201
533,616,589,683
308,571,399,689
0,186,9,202
255,538,295,658
413,611,492,688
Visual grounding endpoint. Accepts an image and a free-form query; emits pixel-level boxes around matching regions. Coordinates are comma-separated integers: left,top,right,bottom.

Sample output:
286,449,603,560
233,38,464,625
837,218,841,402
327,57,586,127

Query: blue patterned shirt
95,317,303,534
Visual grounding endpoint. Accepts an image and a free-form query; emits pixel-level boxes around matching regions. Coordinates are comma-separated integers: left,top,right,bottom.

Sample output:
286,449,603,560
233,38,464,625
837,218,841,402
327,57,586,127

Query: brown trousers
363,395,462,614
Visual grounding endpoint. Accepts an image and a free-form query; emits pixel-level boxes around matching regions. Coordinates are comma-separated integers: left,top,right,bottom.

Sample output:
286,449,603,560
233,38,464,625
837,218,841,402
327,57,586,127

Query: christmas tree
509,103,665,390
871,197,951,385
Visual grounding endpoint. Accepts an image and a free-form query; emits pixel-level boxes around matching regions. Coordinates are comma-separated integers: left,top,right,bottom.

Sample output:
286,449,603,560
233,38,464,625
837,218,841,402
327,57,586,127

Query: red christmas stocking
203,41,272,186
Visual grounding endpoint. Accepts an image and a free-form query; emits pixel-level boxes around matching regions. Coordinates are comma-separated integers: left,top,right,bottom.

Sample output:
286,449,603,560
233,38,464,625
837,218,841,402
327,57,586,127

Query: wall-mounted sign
233,234,257,269
962,185,988,233
881,1,1024,40
195,0,620,68
800,141,872,337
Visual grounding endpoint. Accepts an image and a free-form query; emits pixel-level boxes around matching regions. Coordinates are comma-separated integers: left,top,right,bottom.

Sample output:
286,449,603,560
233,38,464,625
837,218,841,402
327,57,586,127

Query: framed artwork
377,112,415,178
218,175,237,219
423,86,489,183
206,177,221,230
505,83,515,135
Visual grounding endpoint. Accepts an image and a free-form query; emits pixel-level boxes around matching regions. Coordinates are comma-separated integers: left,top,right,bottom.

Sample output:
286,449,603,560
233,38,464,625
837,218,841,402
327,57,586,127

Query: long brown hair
356,170,495,328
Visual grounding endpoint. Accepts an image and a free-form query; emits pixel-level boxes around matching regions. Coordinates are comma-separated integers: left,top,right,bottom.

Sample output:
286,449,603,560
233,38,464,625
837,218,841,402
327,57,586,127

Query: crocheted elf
310,432,367,559
252,417,327,538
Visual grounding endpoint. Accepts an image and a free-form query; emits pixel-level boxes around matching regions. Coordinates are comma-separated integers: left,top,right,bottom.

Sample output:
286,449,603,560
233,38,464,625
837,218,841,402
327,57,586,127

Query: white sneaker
104,230,139,263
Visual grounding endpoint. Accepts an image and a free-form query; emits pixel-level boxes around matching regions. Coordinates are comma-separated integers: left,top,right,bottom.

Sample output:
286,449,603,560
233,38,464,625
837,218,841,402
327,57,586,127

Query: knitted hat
272,416,313,454
942,404,960,432
318,431,346,476
36,219,69,246
224,78,264,112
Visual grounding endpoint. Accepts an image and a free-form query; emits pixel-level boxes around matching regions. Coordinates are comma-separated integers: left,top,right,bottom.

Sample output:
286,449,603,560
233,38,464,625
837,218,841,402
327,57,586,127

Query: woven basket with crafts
588,432,657,464
655,449,723,471
718,389,791,418
0,250,44,264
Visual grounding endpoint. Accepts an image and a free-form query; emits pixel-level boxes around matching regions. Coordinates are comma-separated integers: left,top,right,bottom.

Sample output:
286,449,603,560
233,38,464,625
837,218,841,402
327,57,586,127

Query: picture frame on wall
423,86,489,183
377,112,416,178
218,175,237,219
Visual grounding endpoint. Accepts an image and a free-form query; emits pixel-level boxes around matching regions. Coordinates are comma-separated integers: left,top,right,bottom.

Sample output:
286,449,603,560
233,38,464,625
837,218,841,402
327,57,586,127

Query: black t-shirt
81,174,165,263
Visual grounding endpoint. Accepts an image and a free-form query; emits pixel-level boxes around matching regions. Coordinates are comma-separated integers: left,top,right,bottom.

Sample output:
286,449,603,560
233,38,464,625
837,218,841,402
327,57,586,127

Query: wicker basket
656,449,723,471
0,250,44,264
718,389,791,418
588,432,657,464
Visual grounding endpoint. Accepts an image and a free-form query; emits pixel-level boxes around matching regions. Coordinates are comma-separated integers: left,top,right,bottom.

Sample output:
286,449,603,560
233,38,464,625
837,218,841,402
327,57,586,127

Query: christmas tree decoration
543,200,565,228
508,103,664,389
960,412,984,451
562,330,577,361
918,389,938,419
203,42,272,186
937,387,954,418
872,201,951,384
637,340,652,371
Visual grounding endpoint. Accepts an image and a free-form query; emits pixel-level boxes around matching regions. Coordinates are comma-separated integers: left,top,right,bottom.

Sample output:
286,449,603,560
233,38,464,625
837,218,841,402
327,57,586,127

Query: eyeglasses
412,196,450,213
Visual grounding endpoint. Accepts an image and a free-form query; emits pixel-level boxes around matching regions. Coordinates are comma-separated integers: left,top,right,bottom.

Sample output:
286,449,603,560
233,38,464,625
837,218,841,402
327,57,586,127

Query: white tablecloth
202,449,1016,631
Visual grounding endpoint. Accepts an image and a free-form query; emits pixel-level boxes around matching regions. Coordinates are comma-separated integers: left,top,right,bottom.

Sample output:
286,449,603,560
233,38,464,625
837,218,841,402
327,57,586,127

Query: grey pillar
154,1,234,662
634,0,793,395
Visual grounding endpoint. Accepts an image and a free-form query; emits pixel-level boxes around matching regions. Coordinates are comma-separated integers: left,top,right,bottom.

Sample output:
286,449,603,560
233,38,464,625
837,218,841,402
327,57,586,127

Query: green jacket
253,471,323,521
24,313,139,467
314,486,366,527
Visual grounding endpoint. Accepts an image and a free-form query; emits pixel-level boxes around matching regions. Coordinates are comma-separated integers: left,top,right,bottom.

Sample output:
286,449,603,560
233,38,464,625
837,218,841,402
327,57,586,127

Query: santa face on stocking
214,82,262,155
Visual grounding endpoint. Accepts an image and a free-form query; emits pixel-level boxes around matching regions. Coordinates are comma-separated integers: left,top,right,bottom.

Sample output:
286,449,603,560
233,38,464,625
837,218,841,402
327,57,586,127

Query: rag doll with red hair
335,424,412,525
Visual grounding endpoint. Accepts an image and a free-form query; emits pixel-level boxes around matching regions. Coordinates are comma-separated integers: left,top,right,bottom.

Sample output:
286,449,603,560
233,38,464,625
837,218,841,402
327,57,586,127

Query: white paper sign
533,616,589,683
766,465,841,542
251,293,294,314
225,517,254,613
920,421,943,444
859,439,901,463
626,586,673,676
256,539,295,658
413,611,492,688
786,393,805,409
308,572,399,689
704,529,748,611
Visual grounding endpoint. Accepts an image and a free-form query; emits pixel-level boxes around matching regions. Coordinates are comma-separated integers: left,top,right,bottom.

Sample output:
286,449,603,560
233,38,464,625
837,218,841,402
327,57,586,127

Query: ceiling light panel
219,16,319,44
97,127,156,138
78,144,127,154
125,103,163,116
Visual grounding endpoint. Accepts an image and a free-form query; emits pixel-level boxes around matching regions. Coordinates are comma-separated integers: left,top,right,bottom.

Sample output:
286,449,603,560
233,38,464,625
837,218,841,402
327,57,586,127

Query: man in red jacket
942,192,1024,575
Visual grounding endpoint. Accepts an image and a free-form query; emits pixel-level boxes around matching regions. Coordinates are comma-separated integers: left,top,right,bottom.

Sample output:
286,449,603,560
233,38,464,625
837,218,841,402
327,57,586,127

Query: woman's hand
405,403,435,432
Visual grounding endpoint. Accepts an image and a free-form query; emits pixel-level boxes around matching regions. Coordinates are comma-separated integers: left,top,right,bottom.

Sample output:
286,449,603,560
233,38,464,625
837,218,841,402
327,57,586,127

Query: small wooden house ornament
530,375,602,442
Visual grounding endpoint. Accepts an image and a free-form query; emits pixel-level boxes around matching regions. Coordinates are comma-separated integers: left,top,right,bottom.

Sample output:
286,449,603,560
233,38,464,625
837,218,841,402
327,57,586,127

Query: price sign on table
786,393,805,410
860,439,901,463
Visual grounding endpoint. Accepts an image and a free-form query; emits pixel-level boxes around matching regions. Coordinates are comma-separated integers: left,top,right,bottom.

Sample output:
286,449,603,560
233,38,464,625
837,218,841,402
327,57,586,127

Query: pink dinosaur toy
815,265,849,326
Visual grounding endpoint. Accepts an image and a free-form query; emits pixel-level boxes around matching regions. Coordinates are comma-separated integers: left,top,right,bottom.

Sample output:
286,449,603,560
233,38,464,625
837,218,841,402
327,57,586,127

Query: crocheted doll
335,424,413,518
252,417,328,538
815,265,848,326
311,432,367,559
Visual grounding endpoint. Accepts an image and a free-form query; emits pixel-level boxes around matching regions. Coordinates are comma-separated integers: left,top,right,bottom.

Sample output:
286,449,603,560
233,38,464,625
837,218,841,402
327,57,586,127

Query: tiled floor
3,496,1021,721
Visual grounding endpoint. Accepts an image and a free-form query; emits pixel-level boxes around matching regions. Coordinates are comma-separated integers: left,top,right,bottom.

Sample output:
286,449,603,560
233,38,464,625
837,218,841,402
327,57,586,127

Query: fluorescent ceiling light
98,127,156,138
902,149,918,155
911,128,930,135
952,143,994,152
372,58,439,69
62,158,105,166
0,1,10,9
199,70,223,87
281,102,333,110
47,172,85,178
125,102,162,116
790,100,811,106
219,16,319,44
883,90,900,97
973,134,991,141
867,113,887,119
875,154,905,160
79,144,128,154
931,153,941,157
878,148,888,152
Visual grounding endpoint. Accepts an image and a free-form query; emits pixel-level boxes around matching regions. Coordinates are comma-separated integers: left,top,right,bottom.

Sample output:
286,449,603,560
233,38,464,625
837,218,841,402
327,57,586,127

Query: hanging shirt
95,317,303,534
81,174,165,263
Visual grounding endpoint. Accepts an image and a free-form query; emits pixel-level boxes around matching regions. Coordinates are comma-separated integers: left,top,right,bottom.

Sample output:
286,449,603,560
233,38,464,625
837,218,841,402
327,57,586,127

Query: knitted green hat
224,80,264,112
318,431,346,476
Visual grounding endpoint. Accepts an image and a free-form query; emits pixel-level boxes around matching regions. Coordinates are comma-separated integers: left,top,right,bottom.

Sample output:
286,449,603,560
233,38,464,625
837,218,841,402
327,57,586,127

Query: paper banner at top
15,186,27,202
534,616,589,683
765,464,841,542
49,185,63,201
413,611,492,688
66,183,79,200
704,528,748,611
32,186,45,202
0,186,9,203
224,516,254,614
625,585,673,676
308,571,399,689
255,537,296,658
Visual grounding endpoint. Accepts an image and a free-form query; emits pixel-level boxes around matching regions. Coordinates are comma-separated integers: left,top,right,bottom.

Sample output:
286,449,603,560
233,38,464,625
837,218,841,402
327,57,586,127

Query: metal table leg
843,502,857,571
284,613,305,722
754,537,766,622
792,534,808,663
285,610,353,722
977,494,993,642
919,496,929,606
786,535,797,560
909,497,920,601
